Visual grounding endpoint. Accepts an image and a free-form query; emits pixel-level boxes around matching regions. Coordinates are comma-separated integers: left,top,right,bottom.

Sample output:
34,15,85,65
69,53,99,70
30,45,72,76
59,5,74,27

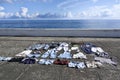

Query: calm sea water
0,20,120,29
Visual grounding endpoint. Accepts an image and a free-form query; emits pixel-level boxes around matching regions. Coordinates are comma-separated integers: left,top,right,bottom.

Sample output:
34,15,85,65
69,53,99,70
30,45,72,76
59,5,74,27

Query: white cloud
0,6,4,11
77,4,120,19
19,7,28,18
64,11,73,18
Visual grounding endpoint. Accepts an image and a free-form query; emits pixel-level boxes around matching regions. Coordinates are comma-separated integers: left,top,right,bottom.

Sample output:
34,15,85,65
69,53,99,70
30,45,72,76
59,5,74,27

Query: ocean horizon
0,20,120,29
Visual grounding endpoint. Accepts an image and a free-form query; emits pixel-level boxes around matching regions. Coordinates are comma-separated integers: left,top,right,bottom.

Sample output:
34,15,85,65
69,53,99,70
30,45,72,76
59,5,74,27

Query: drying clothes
60,42,69,47
76,62,86,69
50,49,57,58
44,44,50,50
94,57,117,66
63,46,69,52
41,49,57,58
21,58,38,64
68,62,77,68
58,51,72,59
91,47,109,57
81,43,96,54
41,50,51,58
71,46,79,51
26,44,45,50
16,50,32,57
86,61,103,68
0,57,13,61
53,59,69,65
38,59,55,65
8,57,24,62
27,51,41,57
73,52,87,59
68,61,86,69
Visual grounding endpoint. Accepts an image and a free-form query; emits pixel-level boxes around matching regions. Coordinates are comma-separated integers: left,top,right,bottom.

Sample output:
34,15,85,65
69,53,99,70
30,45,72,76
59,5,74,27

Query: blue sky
0,0,120,19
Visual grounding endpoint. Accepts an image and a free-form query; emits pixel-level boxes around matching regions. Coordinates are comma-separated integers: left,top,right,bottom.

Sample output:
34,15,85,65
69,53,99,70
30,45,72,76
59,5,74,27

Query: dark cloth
53,59,69,65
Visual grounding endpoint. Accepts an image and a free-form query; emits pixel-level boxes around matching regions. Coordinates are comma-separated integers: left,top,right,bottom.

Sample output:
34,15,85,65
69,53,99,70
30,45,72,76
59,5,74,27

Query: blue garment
58,51,72,59
41,50,51,58
41,49,57,59
50,49,57,58
81,43,96,54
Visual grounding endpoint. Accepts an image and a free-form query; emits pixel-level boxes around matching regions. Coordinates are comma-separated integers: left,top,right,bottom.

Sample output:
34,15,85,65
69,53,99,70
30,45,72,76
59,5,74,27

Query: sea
0,20,120,29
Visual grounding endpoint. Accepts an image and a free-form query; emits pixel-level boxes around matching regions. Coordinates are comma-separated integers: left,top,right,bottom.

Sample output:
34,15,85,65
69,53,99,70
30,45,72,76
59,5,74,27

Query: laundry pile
0,42,117,69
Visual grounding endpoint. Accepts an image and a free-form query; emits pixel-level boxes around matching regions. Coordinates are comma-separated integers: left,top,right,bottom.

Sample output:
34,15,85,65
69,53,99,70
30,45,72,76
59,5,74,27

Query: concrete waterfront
0,37,120,80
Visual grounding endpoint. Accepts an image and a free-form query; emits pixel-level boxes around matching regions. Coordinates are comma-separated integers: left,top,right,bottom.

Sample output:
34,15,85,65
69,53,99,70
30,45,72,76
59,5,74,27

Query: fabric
53,59,69,65
38,59,55,65
16,50,32,57
68,61,86,69
81,43,96,54
73,52,87,59
21,58,37,64
58,51,72,59
95,57,117,65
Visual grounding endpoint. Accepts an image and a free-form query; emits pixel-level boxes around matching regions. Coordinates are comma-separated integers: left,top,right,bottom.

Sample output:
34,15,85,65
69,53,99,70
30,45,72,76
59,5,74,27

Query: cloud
64,11,73,18
77,4,120,19
0,6,4,10
20,7,28,17
58,0,98,9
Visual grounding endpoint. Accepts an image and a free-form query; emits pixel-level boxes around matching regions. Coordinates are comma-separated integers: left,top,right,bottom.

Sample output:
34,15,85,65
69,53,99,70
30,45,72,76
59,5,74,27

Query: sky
0,0,120,19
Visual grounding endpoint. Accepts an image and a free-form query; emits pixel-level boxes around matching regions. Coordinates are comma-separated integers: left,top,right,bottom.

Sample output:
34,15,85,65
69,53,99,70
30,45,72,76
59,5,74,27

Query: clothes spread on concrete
41,48,57,59
27,51,41,58
91,47,109,58
58,51,72,59
53,59,69,65
0,42,117,70
38,59,55,65
94,57,117,66
15,50,32,57
68,61,86,69
0,56,13,61
85,61,103,68
21,58,38,64
81,43,96,54
81,43,109,58
73,52,87,59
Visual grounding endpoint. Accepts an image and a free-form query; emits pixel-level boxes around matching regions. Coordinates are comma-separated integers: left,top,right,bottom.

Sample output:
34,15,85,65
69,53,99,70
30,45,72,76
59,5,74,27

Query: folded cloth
16,50,32,57
81,43,96,54
76,62,86,69
0,57,13,61
50,49,57,58
68,61,86,69
58,51,72,59
38,59,55,65
41,50,51,58
91,47,109,57
73,52,87,59
94,57,117,66
21,58,38,64
86,61,103,68
68,61,77,68
53,59,69,65
27,53,40,58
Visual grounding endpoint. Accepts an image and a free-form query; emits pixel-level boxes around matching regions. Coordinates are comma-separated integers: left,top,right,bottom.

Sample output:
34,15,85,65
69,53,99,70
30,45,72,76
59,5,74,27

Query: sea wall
0,28,120,38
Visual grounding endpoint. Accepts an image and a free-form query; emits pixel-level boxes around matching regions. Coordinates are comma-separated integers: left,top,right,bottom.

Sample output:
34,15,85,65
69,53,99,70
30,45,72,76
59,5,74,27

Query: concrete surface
0,37,120,80
0,28,120,37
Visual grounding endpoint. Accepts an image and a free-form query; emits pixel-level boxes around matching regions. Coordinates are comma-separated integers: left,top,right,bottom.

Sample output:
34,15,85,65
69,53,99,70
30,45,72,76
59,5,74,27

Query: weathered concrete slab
0,37,120,80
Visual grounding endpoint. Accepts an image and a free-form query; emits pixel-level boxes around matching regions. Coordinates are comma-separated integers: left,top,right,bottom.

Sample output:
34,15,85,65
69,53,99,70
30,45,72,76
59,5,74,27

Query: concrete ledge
0,28,120,38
